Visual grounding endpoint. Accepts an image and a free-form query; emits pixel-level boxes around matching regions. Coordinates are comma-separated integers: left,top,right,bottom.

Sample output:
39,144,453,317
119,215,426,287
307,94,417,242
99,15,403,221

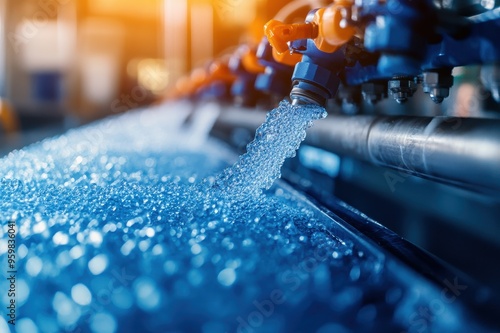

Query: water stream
210,100,326,201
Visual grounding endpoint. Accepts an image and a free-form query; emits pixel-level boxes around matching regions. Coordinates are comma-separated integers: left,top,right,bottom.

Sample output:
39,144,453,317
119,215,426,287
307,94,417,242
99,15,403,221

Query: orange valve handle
317,0,356,49
208,62,236,84
0,99,19,134
264,0,356,55
241,48,266,74
272,48,303,67
264,19,318,55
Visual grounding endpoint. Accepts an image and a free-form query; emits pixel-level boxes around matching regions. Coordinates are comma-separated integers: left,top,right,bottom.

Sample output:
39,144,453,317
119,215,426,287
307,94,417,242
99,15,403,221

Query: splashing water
211,100,326,201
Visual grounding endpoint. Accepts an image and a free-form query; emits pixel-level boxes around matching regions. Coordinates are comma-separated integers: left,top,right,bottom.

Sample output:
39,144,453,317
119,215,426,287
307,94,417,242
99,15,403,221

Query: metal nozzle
290,86,326,106
422,70,453,104
388,78,417,104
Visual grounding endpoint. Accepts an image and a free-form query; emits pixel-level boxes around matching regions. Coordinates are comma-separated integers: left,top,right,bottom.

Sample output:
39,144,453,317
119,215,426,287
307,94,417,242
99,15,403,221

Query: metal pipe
308,115,500,194
214,109,500,195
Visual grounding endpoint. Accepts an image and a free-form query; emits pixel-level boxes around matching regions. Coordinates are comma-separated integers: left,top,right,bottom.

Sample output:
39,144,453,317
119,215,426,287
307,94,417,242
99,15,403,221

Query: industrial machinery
176,1,500,105
170,0,500,329
266,1,500,106
2,1,500,333
174,1,500,201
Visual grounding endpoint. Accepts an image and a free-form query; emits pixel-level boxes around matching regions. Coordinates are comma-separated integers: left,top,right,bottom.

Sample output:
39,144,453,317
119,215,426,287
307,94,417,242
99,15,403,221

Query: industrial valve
264,0,356,106
254,37,299,101
262,0,500,107
228,45,266,106
168,59,236,102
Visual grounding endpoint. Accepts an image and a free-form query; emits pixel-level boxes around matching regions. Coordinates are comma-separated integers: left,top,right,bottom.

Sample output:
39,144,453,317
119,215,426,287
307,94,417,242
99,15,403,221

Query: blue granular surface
0,102,489,333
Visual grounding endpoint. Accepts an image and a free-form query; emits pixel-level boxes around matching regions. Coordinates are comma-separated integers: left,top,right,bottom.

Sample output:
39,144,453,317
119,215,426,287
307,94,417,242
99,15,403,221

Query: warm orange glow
0,99,19,134
241,47,266,74
88,0,162,18
4,0,295,119
137,59,170,94
191,3,214,67
164,0,188,82
212,0,261,26
454,84,475,117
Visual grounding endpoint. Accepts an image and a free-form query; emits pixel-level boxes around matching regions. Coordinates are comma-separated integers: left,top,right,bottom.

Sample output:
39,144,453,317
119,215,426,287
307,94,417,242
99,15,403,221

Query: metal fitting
421,70,454,104
290,60,341,106
290,86,326,106
388,77,418,104
337,84,362,114
361,81,388,105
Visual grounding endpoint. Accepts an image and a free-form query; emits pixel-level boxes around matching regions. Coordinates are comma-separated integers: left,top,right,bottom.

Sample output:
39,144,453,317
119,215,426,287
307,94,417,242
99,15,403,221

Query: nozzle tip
290,87,325,106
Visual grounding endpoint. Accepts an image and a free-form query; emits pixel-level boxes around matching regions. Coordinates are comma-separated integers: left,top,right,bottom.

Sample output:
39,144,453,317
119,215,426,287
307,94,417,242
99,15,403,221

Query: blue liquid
0,103,483,333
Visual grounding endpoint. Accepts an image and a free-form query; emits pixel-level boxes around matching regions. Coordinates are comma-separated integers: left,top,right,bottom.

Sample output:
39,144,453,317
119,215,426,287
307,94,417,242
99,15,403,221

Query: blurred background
2,0,497,145
0,0,290,143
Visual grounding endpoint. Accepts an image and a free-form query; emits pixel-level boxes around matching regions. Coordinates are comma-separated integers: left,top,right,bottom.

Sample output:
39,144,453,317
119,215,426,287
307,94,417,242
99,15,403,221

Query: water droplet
111,289,134,310
71,283,92,306
90,312,117,333
33,221,47,234
191,243,202,255
188,269,204,286
17,318,39,333
133,277,161,311
151,244,163,255
163,260,178,275
52,292,81,326
145,227,155,238
69,245,85,260
17,279,30,306
217,268,237,287
88,254,108,275
52,231,69,246
18,244,29,259
120,240,136,256
26,257,43,277
88,230,103,247
0,317,11,333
